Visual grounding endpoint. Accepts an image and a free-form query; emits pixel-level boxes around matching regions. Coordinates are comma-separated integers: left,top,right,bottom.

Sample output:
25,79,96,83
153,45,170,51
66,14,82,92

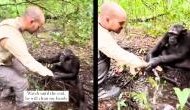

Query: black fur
146,24,190,71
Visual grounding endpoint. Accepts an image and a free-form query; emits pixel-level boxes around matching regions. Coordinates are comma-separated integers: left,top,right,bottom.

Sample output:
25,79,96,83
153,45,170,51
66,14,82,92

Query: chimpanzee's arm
50,62,62,71
37,53,61,64
51,62,79,75
154,53,186,64
146,40,189,72
53,72,76,79
147,50,188,71
149,34,169,58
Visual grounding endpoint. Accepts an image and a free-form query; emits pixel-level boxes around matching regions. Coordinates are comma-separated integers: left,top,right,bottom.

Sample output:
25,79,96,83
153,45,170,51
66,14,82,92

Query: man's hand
117,59,148,75
38,67,54,76
130,61,148,75
135,60,148,68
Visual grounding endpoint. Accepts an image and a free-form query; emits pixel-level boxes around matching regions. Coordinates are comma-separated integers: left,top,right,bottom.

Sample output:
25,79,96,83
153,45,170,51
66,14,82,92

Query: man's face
109,18,125,33
27,20,41,34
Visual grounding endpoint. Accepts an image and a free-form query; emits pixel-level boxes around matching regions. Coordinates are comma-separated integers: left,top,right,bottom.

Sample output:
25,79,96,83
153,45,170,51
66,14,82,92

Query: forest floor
0,24,93,110
98,28,190,110
1,25,190,110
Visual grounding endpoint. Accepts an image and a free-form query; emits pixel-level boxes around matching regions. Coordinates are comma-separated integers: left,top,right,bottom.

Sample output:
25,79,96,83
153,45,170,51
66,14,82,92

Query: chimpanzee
37,49,86,110
37,49,80,80
146,24,190,71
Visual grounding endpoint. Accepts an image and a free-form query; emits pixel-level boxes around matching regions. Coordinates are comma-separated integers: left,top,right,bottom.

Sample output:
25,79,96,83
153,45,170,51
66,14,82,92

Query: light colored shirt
0,18,53,75
98,23,146,68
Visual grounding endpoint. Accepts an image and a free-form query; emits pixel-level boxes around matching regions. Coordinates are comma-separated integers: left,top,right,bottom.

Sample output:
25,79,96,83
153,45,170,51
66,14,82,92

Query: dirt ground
98,28,190,110
0,29,93,110
1,26,190,110
28,39,93,110
27,33,93,110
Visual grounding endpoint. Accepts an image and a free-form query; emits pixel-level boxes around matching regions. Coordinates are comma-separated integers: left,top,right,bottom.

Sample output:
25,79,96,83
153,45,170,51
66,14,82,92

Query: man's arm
1,38,53,76
98,33,147,68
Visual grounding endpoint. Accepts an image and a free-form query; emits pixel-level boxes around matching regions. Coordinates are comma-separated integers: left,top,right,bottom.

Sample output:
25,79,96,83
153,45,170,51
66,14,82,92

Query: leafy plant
131,91,151,110
147,76,162,105
147,77,159,89
117,93,127,110
173,87,190,110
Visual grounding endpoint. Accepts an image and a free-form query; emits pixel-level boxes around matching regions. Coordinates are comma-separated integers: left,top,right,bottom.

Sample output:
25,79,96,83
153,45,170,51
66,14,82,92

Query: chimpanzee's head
59,49,74,63
168,24,187,45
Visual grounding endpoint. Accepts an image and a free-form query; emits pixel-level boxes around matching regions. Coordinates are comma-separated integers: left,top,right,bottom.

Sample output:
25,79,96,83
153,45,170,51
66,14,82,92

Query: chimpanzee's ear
180,29,187,36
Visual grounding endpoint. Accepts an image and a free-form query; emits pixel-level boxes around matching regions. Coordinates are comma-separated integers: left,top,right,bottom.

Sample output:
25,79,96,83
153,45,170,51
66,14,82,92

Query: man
0,6,53,109
98,2,148,100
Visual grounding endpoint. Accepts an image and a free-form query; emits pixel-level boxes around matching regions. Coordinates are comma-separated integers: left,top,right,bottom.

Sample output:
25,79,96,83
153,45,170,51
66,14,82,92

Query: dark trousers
98,57,110,85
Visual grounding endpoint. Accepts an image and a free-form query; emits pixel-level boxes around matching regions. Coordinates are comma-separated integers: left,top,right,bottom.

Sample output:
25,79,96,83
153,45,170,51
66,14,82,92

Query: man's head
99,2,126,33
21,6,45,34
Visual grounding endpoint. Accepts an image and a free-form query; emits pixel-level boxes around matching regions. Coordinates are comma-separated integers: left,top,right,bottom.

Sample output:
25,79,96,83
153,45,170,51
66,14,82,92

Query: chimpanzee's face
59,49,74,63
168,24,187,46
168,33,178,46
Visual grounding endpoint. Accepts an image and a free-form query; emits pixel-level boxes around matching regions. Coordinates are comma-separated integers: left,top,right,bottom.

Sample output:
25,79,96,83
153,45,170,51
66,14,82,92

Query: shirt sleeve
1,37,52,75
98,31,145,67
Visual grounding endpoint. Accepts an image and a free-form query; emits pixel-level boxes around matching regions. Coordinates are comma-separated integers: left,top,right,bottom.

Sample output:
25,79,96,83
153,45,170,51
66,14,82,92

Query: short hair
23,6,45,23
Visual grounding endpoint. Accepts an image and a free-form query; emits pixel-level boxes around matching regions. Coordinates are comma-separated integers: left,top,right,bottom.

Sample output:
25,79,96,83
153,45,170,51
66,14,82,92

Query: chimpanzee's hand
145,53,152,62
145,57,160,72
149,57,161,66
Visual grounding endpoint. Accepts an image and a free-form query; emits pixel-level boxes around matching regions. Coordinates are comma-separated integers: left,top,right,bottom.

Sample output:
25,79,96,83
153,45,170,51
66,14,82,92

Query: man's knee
12,58,28,74
14,77,29,91
0,67,29,90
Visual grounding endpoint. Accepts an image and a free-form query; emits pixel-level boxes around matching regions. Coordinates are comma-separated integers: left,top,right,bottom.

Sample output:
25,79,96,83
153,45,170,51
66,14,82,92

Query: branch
129,12,169,23
25,0,54,14
0,0,54,15
141,0,154,11
14,0,20,15
0,0,38,7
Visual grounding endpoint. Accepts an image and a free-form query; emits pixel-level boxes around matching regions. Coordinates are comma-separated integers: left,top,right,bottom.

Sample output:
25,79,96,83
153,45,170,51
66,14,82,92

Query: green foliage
28,75,44,90
147,77,158,89
98,0,190,37
0,0,92,46
45,0,93,46
130,91,151,110
173,87,190,110
117,93,127,110
0,0,26,19
29,36,41,48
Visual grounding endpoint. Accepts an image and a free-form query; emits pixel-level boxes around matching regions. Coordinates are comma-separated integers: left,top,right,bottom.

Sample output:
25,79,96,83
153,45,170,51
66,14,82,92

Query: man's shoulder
98,24,112,39
0,18,16,26
0,25,21,34
0,18,20,32
98,24,108,33
98,25,116,41
0,24,22,40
